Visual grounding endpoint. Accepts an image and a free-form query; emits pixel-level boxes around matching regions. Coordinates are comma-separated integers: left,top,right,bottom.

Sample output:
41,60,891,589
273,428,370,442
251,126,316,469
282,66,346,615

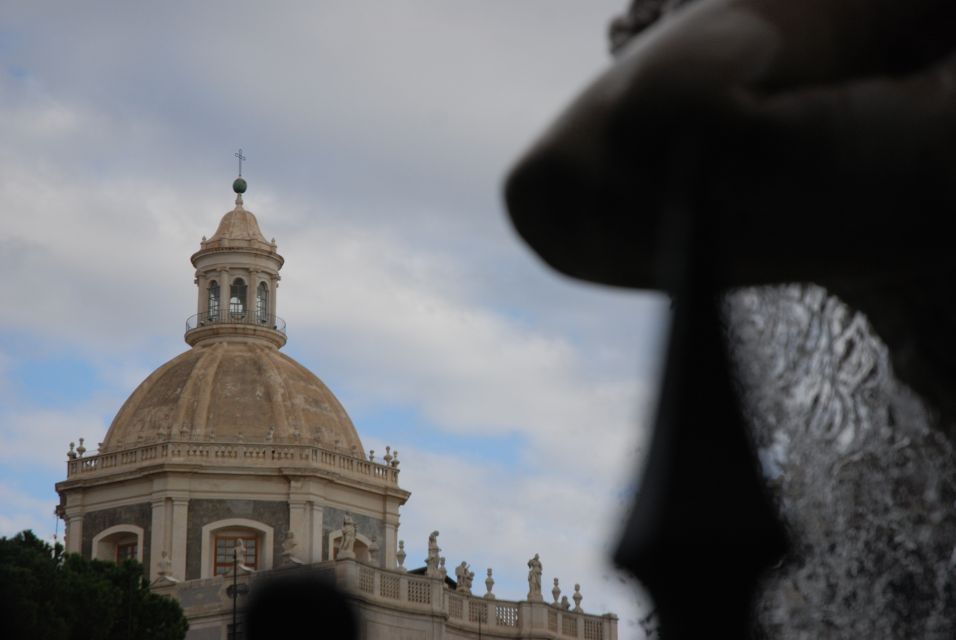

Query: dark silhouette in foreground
244,569,357,640
506,0,956,636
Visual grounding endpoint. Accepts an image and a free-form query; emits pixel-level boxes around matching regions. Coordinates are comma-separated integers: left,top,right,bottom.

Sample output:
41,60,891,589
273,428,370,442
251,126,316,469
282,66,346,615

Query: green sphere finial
233,177,247,194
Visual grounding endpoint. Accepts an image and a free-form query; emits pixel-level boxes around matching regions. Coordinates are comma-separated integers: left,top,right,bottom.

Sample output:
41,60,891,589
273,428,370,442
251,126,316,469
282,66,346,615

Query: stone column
270,275,278,319
170,497,189,580
250,270,261,321
196,273,206,317
218,269,229,321
245,269,254,318
149,498,168,582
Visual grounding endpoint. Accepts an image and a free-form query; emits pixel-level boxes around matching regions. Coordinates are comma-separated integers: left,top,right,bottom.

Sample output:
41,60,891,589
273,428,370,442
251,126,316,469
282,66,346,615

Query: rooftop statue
339,513,357,560
526,554,543,601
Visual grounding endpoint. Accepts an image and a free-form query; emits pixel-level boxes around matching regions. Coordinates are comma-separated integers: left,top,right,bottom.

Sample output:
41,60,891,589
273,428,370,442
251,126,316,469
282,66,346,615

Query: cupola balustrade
185,310,286,335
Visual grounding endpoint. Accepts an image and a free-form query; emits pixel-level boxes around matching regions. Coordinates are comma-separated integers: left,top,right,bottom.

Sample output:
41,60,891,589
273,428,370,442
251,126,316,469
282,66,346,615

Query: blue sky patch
349,403,525,468
1,333,100,409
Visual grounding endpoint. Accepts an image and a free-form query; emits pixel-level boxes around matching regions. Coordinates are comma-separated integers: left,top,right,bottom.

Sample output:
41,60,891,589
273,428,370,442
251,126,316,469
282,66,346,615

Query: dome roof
102,341,364,455
201,198,275,253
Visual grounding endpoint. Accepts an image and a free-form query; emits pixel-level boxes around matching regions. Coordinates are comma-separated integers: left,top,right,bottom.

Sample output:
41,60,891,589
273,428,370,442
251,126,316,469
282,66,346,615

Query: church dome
101,341,364,454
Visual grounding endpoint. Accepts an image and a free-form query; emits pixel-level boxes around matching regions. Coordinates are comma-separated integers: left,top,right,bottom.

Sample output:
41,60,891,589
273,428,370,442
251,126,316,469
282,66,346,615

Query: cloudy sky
0,0,668,629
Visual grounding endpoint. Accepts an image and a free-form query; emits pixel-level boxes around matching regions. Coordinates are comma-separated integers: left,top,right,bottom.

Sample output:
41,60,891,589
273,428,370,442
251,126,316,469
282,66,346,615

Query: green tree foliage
0,530,188,640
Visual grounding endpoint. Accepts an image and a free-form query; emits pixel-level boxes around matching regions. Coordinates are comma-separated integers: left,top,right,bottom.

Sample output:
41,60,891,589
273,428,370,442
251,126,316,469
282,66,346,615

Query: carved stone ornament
396,540,406,571
484,568,495,599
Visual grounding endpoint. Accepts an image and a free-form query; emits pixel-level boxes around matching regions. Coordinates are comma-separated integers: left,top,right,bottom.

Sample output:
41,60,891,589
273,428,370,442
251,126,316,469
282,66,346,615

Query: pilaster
288,477,311,562
170,497,189,580
149,498,168,581
65,509,84,555
311,502,324,561
384,514,399,569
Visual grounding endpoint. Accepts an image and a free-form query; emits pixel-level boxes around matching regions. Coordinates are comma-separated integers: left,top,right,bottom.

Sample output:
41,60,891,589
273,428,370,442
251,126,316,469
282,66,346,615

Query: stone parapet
64,441,400,485
157,559,617,640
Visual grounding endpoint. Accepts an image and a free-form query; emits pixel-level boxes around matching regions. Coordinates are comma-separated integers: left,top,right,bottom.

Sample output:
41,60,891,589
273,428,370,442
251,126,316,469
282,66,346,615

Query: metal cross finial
234,148,246,177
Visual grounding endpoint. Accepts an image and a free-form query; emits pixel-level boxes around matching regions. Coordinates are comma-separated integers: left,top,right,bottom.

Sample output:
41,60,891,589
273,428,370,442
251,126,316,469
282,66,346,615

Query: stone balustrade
154,558,617,640
336,559,618,640
64,441,400,484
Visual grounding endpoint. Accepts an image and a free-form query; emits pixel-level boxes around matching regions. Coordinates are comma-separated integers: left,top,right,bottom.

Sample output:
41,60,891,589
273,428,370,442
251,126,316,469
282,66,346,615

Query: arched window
92,524,144,564
214,529,259,575
200,518,274,579
207,280,220,321
256,282,269,323
230,278,247,319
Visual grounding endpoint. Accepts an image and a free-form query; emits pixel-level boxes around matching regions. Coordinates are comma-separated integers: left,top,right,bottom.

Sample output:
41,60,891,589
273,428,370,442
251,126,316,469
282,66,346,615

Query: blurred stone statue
527,553,543,601
506,0,956,637
280,532,303,566
425,530,441,577
455,562,474,594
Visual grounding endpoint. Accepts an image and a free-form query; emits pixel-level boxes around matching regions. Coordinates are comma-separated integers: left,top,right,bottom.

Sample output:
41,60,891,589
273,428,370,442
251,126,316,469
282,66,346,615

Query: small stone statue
484,568,495,599
397,540,407,571
561,595,571,610
280,532,302,566
572,584,583,613
527,553,543,601
384,446,393,465
234,539,253,573
369,449,375,462
338,513,357,559
157,550,172,577
76,438,86,457
425,530,441,577
552,577,561,604
438,556,447,583
391,450,400,468
153,550,180,584
455,561,474,594
67,442,77,460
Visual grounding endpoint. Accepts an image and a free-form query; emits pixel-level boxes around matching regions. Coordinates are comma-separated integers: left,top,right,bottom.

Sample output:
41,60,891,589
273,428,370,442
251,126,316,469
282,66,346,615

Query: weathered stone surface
177,581,224,609
102,340,363,452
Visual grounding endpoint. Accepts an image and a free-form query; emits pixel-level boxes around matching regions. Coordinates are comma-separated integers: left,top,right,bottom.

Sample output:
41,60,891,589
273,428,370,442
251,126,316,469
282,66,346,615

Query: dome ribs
188,342,226,440
258,343,291,440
